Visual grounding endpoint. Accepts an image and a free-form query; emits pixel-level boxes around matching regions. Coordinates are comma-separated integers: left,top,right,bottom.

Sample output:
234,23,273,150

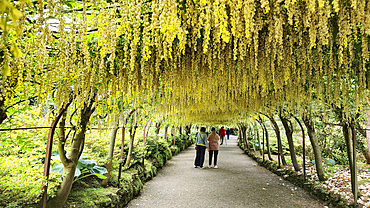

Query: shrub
269,137,290,155
0,156,62,207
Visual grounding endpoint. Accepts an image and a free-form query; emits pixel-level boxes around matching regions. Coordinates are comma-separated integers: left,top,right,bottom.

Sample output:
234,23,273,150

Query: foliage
63,187,120,208
0,106,61,207
268,134,290,155
0,103,194,206
310,153,336,167
0,156,58,208
51,153,108,182
3,0,370,127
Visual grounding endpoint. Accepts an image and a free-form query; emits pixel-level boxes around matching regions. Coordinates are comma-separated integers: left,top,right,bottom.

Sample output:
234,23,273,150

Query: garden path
125,135,326,208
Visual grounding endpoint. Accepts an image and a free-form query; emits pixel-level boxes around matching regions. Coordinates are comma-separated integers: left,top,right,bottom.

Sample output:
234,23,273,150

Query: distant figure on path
226,128,231,140
194,127,209,169
207,127,220,168
219,126,226,145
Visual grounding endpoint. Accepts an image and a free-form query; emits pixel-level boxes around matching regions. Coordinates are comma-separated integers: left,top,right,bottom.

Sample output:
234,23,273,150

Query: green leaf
90,166,108,175
79,159,97,169
74,167,81,177
324,159,335,166
51,163,64,173
92,173,107,179
76,160,84,170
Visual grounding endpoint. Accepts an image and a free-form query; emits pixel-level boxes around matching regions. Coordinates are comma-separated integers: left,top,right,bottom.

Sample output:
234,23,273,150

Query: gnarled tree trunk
125,123,138,167
279,114,300,171
302,114,326,181
291,114,307,179
155,121,162,135
257,117,273,161
101,122,119,187
0,98,7,124
47,95,96,208
242,125,248,150
256,126,263,155
268,115,287,166
263,122,273,161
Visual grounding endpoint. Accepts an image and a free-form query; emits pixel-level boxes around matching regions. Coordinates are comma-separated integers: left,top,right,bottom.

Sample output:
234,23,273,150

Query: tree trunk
143,117,151,146
279,114,300,171
47,96,95,208
155,121,162,135
343,123,354,178
125,124,138,167
171,126,176,147
366,111,370,164
185,125,192,135
343,123,359,199
41,100,72,208
268,115,287,166
291,114,307,179
251,126,256,151
101,122,119,187
0,98,7,124
349,124,359,202
118,108,136,184
242,126,248,150
333,106,359,199
264,125,273,161
256,126,263,155
237,125,241,143
257,118,273,161
164,125,168,142
302,114,326,181
261,122,265,161
365,152,370,164
146,120,152,139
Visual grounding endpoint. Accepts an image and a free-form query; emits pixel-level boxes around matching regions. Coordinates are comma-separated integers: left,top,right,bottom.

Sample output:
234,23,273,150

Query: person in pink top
207,127,220,168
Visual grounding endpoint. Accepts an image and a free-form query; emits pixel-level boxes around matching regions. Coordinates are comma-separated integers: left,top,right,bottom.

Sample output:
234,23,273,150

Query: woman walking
194,127,209,169
208,127,220,168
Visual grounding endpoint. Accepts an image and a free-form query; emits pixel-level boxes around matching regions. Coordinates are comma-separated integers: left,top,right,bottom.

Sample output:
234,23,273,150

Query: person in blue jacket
226,128,231,140
194,127,209,169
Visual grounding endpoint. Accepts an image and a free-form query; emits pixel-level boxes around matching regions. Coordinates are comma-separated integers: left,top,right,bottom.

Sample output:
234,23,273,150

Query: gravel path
125,135,325,208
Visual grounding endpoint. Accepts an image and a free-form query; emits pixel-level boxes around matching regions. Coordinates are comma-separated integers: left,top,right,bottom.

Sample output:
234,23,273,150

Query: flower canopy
1,0,370,124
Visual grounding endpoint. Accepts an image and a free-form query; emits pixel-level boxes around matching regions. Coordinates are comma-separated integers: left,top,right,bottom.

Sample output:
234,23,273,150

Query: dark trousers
227,134,230,139
220,136,225,144
209,150,219,166
194,146,206,167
